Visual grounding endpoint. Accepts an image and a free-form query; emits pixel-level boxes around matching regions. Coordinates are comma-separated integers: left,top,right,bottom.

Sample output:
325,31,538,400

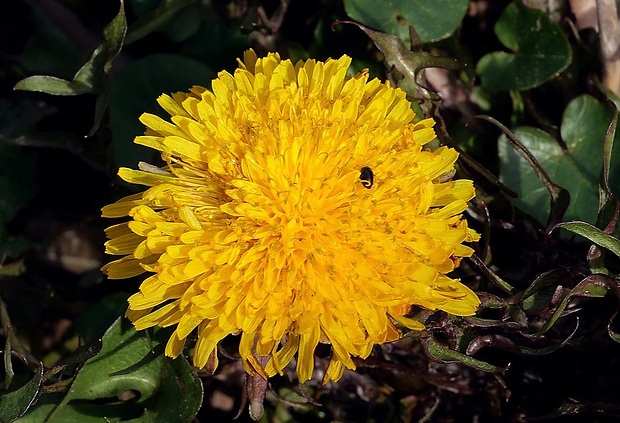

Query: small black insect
359,166,374,189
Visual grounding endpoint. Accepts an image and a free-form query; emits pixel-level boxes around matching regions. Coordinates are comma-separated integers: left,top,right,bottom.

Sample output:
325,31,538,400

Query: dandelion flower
102,50,480,383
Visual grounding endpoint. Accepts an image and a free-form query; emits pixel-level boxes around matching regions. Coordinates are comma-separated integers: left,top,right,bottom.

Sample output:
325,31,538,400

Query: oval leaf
26,318,203,423
344,0,468,44
476,2,571,92
498,126,565,224
499,95,620,224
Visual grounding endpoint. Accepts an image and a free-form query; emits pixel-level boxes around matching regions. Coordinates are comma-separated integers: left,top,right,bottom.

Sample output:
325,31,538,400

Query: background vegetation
2,0,620,421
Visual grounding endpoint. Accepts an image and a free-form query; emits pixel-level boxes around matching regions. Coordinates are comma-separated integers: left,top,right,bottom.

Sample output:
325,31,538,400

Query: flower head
102,50,480,383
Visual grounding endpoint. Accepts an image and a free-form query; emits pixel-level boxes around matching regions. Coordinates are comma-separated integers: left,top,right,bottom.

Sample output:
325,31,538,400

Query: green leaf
12,76,91,96
495,125,568,226
25,318,202,423
526,275,616,337
521,269,570,312
0,366,43,423
344,0,468,44
476,2,571,92
0,260,26,277
556,221,620,258
423,336,506,373
560,96,620,197
15,1,127,96
468,254,516,294
602,109,619,199
499,95,620,224
597,108,620,231
43,341,104,383
110,54,214,169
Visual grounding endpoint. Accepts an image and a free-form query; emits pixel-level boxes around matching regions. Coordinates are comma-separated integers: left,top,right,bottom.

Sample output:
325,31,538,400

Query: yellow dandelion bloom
102,50,480,383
